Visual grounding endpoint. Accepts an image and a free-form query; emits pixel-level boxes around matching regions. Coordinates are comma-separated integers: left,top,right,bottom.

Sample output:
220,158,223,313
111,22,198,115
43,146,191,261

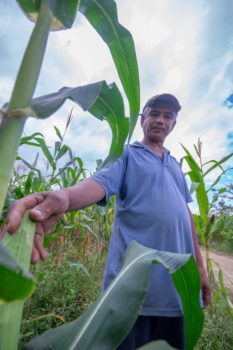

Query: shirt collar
130,141,170,157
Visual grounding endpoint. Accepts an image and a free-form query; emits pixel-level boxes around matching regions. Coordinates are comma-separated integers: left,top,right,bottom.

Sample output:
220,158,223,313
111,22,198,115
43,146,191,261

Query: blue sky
1,0,233,192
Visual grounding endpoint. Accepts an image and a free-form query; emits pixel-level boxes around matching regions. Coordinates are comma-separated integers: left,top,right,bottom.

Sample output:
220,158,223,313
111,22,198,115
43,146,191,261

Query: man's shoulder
169,154,181,165
122,141,142,155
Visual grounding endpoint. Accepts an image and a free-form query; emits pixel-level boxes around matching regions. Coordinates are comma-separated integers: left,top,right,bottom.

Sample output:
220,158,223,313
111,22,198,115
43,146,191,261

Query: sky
1,0,233,193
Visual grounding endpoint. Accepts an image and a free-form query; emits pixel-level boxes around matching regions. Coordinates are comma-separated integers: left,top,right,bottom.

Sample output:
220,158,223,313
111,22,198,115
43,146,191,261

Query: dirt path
201,248,233,292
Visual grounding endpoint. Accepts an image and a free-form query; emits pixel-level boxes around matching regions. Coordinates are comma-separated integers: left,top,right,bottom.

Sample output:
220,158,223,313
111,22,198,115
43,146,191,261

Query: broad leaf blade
203,153,233,177
0,213,36,350
0,244,34,303
172,257,204,350
54,126,63,141
34,137,55,169
24,241,204,350
181,144,209,223
79,0,140,138
17,81,128,167
16,0,80,30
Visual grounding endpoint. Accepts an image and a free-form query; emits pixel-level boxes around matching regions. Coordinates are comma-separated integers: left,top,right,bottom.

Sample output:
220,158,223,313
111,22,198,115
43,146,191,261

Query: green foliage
0,0,140,349
21,253,103,344
196,291,233,350
17,0,81,30
0,213,36,350
0,243,34,303
20,229,233,350
24,81,129,167
211,214,233,252
79,0,140,138
181,140,233,249
23,241,203,350
182,139,233,318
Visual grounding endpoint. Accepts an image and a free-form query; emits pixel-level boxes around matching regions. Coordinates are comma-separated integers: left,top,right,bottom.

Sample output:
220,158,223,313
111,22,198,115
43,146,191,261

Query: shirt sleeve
90,148,128,206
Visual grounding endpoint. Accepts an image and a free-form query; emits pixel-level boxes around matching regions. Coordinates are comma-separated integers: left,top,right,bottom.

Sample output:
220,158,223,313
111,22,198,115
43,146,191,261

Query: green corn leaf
11,81,129,167
218,268,233,316
34,137,55,170
24,173,32,195
190,181,200,194
0,213,35,350
181,145,202,177
207,167,233,192
55,144,69,161
24,241,204,350
54,141,62,156
196,182,209,223
16,0,80,30
193,144,200,158
181,144,209,223
16,156,42,181
203,152,233,177
20,132,44,145
54,126,63,141
202,159,224,175
192,214,203,235
0,243,34,303
79,0,140,139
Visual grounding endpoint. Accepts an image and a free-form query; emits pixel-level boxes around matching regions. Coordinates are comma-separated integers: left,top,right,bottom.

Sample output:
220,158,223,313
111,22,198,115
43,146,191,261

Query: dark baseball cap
142,93,181,113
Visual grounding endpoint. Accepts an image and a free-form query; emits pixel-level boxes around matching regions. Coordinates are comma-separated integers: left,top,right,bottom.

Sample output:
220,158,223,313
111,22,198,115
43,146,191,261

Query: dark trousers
117,315,185,350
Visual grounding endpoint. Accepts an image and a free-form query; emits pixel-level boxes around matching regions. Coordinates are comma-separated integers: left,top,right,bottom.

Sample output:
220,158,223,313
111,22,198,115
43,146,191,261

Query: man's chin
149,136,165,144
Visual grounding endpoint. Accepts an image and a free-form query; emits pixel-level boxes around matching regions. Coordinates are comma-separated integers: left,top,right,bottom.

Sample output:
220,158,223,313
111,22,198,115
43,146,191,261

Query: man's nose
155,115,164,124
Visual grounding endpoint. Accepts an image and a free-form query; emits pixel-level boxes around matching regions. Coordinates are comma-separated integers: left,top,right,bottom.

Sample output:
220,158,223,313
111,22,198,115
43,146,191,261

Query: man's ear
171,119,176,131
140,114,145,127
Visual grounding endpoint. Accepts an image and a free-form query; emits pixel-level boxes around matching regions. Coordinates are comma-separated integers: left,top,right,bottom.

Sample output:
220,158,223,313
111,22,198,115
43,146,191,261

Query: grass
20,228,106,344
196,291,233,350
209,241,233,256
19,226,233,350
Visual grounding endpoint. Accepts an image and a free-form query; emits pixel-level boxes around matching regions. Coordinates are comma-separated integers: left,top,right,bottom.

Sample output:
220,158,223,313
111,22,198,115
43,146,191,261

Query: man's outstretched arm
6,178,105,263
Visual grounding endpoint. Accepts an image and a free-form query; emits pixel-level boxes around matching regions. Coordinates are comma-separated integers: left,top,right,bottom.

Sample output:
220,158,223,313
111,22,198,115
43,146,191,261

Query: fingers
202,281,212,307
203,288,212,307
7,191,66,234
31,214,62,264
29,192,68,222
31,246,41,265
7,193,45,233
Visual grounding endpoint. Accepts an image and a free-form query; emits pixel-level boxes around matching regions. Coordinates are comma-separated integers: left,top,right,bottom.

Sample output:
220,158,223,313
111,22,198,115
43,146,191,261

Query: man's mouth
151,127,164,131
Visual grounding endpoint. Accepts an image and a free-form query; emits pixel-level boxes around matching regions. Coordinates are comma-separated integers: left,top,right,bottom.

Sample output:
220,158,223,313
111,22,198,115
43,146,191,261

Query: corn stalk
0,2,53,349
0,1,52,215
0,0,140,348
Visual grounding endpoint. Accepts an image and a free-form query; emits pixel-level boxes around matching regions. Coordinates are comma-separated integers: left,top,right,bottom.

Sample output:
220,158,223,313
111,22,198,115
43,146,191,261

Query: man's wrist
60,188,72,212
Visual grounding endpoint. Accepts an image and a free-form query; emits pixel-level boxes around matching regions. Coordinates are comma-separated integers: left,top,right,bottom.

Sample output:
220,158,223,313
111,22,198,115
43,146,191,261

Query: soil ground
201,247,233,292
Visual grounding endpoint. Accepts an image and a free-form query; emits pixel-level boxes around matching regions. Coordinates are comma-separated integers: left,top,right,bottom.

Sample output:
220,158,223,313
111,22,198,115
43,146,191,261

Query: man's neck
141,139,164,159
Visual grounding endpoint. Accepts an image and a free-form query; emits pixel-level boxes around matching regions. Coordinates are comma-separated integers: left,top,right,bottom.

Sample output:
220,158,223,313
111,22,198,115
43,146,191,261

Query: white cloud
1,0,233,181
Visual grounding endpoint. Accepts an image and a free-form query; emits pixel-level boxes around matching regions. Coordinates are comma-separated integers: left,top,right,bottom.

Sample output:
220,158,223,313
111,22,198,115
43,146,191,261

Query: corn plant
0,0,139,349
181,139,233,314
22,241,203,350
181,139,233,268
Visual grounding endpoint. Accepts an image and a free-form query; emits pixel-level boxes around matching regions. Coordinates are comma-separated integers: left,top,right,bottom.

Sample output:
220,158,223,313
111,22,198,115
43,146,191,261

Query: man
7,94,211,349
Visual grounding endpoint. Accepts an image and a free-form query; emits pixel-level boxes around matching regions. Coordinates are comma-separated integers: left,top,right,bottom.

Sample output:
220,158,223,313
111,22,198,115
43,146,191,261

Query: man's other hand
6,191,70,264
200,269,212,307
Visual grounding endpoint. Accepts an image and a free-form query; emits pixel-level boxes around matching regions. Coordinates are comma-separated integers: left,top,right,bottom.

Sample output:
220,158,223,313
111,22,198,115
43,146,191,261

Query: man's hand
5,178,105,264
6,190,70,264
200,268,212,307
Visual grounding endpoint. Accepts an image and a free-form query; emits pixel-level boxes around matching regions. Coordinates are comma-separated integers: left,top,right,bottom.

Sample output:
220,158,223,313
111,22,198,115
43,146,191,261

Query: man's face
141,105,177,144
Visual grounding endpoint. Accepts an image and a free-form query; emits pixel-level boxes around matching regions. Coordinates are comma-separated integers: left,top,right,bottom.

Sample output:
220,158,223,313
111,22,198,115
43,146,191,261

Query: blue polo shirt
91,141,195,316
